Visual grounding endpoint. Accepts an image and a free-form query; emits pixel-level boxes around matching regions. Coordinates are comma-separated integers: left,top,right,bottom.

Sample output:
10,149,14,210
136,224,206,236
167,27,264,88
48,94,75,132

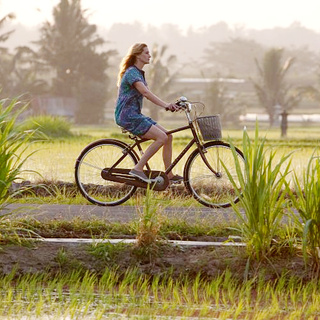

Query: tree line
0,0,320,131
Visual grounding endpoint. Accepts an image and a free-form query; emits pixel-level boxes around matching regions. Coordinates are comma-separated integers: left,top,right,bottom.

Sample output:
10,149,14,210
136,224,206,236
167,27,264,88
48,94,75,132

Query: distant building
174,77,247,98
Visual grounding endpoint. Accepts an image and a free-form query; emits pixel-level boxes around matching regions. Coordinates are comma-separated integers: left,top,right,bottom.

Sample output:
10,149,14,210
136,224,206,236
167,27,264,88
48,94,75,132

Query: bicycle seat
119,127,148,141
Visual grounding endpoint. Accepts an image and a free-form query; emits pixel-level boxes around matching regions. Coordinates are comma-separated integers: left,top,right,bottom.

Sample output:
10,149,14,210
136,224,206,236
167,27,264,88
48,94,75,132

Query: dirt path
2,203,239,224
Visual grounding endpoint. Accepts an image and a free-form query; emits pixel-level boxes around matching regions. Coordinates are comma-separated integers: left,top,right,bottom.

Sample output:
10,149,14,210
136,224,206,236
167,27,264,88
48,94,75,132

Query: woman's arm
134,81,174,110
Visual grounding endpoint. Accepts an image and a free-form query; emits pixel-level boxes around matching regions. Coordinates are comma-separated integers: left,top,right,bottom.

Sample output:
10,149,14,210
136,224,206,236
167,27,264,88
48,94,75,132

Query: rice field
1,268,320,319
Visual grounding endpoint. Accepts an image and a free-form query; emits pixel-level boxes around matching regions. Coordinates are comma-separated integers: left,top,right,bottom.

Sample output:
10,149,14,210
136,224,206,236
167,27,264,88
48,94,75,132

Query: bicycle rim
75,140,138,206
185,141,245,208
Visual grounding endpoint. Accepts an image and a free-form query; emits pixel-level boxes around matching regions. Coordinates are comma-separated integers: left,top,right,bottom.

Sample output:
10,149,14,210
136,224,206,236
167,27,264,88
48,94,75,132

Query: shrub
20,115,73,139
0,98,36,207
224,123,292,260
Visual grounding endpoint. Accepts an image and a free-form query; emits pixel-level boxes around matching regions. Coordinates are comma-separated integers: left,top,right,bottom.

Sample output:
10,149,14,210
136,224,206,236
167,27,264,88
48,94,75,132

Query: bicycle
74,96,245,208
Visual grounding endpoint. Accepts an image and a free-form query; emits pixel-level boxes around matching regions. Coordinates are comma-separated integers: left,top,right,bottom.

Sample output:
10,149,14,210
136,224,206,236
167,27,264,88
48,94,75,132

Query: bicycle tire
75,139,138,206
184,141,245,208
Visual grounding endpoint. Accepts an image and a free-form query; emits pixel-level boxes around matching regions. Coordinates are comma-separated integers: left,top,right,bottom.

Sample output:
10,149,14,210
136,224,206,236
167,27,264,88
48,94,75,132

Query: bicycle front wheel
184,141,245,208
75,139,138,206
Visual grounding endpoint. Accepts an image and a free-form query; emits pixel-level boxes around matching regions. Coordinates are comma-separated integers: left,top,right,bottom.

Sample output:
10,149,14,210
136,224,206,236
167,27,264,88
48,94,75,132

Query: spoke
189,174,219,183
81,161,104,171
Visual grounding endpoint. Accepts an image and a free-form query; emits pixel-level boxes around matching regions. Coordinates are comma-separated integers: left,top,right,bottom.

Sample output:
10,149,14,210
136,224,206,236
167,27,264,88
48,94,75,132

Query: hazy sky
1,0,320,32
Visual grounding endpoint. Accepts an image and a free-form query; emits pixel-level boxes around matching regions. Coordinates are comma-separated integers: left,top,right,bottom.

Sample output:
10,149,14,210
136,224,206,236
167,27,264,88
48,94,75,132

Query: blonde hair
117,43,147,87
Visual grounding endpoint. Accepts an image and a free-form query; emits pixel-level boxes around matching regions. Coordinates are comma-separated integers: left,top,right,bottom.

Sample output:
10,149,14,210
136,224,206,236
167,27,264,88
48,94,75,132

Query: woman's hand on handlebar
165,103,181,112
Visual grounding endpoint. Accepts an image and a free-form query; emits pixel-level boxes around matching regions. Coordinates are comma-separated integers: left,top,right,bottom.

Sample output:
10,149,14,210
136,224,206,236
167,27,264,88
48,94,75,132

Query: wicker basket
196,115,222,141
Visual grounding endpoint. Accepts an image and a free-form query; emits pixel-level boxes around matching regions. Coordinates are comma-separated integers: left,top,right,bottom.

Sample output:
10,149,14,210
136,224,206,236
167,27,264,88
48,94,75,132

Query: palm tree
253,48,301,135
0,13,15,46
145,43,179,120
0,13,47,100
37,0,105,95
36,0,116,123
10,46,48,99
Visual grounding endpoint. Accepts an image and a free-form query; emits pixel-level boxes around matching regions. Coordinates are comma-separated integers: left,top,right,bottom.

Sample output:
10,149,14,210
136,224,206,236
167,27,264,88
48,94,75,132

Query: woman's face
136,46,151,65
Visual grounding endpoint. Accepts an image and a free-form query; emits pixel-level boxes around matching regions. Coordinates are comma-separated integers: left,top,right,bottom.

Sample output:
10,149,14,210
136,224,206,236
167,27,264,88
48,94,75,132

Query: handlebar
175,96,192,113
166,96,204,123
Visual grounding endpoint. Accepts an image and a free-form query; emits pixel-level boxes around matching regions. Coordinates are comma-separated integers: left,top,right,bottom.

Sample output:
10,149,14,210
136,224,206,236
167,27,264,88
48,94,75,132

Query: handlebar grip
165,106,176,112
176,101,187,108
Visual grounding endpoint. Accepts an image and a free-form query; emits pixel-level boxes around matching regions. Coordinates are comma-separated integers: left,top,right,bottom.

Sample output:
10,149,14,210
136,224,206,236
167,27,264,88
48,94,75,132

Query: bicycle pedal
170,180,182,185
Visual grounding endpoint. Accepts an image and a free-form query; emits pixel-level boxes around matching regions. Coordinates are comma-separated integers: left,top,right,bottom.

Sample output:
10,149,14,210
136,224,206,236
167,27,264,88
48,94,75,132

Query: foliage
0,13,15,44
135,186,165,259
224,122,292,260
287,152,320,266
19,114,73,138
0,15,47,100
0,98,36,207
36,0,116,124
252,48,301,127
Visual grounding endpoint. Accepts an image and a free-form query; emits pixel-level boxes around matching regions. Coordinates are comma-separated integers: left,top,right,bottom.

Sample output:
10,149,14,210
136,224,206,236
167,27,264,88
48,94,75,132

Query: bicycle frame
109,106,219,178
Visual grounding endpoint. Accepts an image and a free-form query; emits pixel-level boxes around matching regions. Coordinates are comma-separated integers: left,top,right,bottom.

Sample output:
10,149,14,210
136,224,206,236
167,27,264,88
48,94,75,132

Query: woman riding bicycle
115,43,182,183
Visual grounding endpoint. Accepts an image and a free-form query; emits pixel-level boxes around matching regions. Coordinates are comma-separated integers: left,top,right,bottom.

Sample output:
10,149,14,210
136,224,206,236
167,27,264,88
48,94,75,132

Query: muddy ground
0,239,314,282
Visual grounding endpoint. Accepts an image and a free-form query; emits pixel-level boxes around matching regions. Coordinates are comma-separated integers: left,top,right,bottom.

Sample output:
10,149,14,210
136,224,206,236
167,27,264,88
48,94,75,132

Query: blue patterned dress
115,66,156,136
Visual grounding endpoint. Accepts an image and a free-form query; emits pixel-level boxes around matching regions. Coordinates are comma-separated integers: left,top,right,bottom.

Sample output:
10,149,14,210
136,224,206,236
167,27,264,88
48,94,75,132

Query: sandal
129,169,154,183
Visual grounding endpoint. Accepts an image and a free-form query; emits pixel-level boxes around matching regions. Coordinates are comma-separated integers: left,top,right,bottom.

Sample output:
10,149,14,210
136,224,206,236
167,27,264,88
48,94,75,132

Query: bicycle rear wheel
184,141,245,208
75,139,138,206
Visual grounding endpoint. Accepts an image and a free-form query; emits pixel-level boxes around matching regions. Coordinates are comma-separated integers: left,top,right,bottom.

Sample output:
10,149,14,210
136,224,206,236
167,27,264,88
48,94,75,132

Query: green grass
10,214,239,240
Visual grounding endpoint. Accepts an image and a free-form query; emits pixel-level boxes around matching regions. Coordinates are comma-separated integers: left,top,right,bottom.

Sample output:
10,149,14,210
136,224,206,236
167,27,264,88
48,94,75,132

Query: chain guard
101,168,169,191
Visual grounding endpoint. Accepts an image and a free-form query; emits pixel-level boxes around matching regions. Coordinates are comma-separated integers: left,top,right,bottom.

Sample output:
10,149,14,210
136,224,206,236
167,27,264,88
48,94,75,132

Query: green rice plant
1,269,320,318
55,247,68,267
19,114,73,139
224,122,292,260
287,152,320,266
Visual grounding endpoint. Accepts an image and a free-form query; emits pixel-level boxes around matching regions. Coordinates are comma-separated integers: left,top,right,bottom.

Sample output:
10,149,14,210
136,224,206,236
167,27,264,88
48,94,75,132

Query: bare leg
133,125,168,172
155,124,174,178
